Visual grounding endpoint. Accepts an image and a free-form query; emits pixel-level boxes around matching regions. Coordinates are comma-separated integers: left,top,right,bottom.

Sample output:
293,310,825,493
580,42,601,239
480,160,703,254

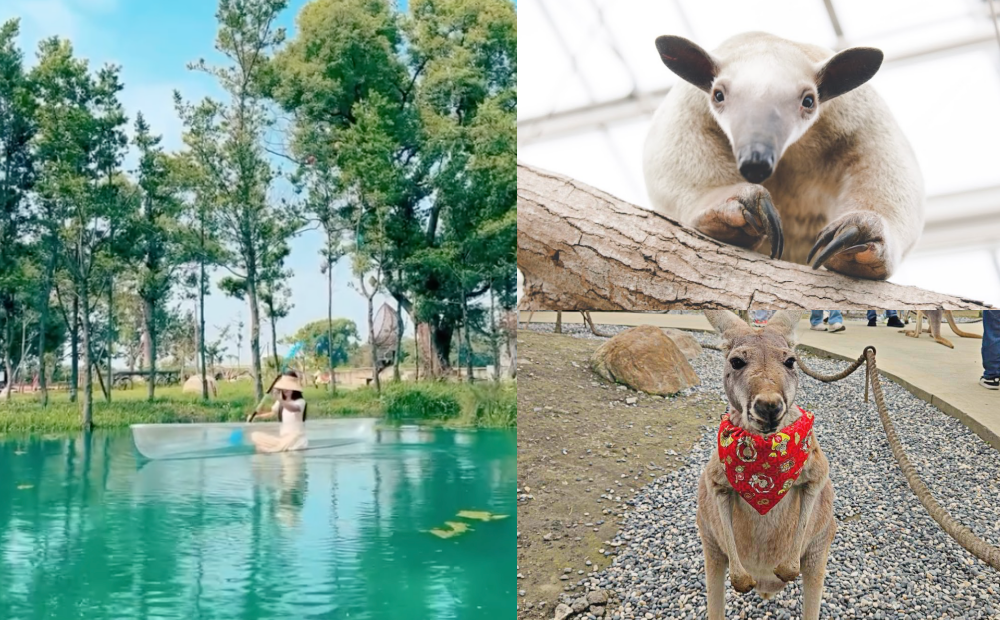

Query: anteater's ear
704,310,752,350
655,35,718,93
816,47,883,102
765,310,800,347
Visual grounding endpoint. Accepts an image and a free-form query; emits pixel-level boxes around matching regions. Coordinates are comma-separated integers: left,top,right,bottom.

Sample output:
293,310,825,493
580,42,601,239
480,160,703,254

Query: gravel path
523,322,1000,620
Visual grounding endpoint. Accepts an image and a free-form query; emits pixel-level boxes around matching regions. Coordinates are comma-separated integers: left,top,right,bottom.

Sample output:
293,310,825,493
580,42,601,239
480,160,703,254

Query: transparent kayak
131,417,378,460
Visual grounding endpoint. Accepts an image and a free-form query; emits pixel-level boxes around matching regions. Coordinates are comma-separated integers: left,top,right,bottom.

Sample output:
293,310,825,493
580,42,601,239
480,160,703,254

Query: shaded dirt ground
516,330,716,619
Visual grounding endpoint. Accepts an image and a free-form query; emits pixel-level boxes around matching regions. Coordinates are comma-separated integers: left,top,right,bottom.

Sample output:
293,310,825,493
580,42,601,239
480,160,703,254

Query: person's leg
828,310,845,332
810,310,826,330
251,431,284,453
867,310,877,326
886,310,904,328
981,311,1000,388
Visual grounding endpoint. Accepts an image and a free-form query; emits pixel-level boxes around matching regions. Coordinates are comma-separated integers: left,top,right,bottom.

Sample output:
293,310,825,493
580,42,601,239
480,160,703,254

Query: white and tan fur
644,32,924,279
901,310,983,349
699,310,835,620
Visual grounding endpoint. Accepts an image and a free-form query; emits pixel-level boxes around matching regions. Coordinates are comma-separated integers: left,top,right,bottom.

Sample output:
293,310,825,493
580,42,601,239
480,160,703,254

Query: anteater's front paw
808,211,891,279
730,570,757,593
693,184,783,259
773,562,800,583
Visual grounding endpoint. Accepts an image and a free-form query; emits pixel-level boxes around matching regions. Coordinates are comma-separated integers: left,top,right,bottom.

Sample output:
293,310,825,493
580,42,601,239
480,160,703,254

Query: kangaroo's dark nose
754,396,784,425
738,144,776,183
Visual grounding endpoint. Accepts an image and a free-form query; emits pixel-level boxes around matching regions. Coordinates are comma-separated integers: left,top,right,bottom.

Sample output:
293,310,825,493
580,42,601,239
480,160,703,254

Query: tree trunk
394,288,403,382
143,297,156,401
490,287,500,382
516,162,991,310
270,311,279,371
80,288,93,430
1,309,13,400
199,257,209,400
37,251,55,407
247,277,263,403
554,311,562,334
327,258,336,395
71,293,79,403
106,278,113,402
368,292,380,393
462,291,473,383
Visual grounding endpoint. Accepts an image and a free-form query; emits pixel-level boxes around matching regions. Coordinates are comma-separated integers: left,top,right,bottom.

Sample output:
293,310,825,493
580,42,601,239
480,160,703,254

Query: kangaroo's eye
784,357,796,369
713,90,725,103
802,94,815,108
729,357,746,370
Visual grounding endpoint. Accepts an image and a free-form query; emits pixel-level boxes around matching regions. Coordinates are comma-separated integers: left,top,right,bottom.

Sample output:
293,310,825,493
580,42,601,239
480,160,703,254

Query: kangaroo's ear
704,309,751,349
655,35,718,92
816,47,883,102
765,310,800,346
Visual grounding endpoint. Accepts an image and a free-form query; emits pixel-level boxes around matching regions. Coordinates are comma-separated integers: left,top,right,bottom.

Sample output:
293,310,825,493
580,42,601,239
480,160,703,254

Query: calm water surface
0,424,515,619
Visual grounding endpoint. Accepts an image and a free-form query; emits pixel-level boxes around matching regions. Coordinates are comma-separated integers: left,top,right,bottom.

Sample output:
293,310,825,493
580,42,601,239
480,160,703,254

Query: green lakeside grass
0,380,515,435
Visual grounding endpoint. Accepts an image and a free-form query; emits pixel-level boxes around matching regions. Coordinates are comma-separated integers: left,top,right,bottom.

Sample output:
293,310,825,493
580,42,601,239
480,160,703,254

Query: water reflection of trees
0,429,515,619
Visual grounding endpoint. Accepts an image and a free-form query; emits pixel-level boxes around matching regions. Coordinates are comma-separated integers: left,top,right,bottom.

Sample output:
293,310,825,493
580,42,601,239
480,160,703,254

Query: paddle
245,341,305,424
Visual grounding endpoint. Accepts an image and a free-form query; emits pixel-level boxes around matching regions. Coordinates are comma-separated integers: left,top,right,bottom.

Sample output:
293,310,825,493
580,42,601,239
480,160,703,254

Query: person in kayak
248,371,309,453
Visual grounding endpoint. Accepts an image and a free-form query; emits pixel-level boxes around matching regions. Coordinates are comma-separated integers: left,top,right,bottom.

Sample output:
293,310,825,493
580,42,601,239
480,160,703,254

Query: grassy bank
0,381,516,434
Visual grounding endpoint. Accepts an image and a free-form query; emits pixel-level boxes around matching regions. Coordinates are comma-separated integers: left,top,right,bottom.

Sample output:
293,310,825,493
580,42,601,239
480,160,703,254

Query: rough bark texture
590,325,699,395
517,163,993,311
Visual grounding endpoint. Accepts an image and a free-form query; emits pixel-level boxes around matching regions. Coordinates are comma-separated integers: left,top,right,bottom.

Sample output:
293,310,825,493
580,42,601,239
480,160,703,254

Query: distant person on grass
981,311,999,390
248,371,309,452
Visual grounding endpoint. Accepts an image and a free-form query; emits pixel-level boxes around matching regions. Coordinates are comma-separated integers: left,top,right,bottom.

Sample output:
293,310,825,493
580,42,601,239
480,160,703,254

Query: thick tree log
517,163,993,311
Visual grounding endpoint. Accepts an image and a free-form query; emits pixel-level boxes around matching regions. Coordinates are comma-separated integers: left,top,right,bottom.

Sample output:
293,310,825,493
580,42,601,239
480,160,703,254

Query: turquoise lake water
0,424,515,619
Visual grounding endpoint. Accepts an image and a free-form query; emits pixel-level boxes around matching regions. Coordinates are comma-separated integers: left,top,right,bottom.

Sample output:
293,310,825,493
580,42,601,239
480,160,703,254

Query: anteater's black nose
738,145,776,183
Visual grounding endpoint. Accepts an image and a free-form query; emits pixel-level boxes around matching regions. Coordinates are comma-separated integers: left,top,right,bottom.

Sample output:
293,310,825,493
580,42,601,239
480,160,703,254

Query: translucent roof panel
872,49,1000,196
674,0,836,51
832,0,988,46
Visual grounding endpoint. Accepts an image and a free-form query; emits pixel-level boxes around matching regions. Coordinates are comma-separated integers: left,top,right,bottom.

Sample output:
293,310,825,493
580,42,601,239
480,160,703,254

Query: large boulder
590,325,699,395
182,374,218,397
660,328,703,360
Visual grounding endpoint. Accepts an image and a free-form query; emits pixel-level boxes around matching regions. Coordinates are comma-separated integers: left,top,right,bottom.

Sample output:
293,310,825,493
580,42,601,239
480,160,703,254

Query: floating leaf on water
457,510,509,521
14,451,25,456
428,521,471,539
17,484,33,490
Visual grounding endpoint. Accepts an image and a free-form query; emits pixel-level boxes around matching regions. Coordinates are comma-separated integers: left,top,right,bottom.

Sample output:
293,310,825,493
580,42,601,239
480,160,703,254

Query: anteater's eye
802,94,814,108
784,357,796,369
729,357,746,370
714,90,725,103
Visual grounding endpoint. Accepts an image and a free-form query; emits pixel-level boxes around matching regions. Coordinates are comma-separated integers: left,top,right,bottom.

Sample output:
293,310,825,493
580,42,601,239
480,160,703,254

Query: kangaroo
699,309,835,620
644,32,924,280
901,310,983,349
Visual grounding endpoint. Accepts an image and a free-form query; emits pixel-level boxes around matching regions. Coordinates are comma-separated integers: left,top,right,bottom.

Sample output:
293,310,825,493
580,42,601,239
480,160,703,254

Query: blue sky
1,0,413,362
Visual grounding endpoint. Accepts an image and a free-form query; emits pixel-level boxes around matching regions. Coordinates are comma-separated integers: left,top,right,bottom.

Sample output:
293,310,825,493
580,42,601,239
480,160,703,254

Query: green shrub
471,383,516,428
381,383,461,421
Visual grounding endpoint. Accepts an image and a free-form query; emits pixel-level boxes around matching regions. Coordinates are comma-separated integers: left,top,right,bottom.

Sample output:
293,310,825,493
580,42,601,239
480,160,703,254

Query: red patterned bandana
717,407,814,515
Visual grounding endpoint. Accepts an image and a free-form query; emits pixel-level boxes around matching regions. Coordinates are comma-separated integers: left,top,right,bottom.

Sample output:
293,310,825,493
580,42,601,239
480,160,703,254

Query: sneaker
887,316,904,328
810,324,827,331
981,376,1000,390
867,317,877,327
828,322,845,333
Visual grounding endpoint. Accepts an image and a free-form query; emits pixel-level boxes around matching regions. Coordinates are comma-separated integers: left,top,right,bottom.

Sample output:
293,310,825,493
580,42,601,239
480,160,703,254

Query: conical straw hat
273,374,303,392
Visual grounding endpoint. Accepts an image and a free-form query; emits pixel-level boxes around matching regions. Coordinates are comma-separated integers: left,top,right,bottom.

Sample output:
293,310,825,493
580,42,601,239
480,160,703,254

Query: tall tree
32,38,130,424
0,19,37,399
267,0,516,378
131,113,188,400
175,0,290,403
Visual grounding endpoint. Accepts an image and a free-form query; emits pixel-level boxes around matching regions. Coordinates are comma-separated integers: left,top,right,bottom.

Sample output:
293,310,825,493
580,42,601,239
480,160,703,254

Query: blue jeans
983,311,1000,378
810,310,842,326
867,310,898,320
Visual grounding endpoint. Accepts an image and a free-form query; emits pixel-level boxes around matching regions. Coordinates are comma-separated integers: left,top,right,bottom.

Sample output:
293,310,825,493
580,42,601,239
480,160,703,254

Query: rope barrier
704,339,1000,571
